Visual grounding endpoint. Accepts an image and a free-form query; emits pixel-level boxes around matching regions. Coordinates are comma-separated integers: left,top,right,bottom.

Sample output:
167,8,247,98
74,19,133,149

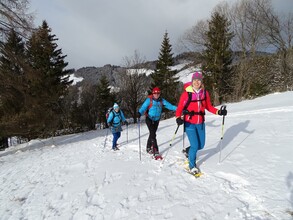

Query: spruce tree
202,12,234,105
151,32,179,104
96,75,115,128
0,29,26,116
24,20,72,138
0,29,26,147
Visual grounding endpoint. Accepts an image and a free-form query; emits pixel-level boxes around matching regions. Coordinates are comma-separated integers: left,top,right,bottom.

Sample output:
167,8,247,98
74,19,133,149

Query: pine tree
202,12,234,105
0,29,26,116
24,20,73,138
0,29,26,148
96,75,115,128
151,32,179,104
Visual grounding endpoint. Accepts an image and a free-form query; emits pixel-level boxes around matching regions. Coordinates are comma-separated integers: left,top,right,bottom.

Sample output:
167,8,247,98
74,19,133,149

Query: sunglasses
153,92,161,95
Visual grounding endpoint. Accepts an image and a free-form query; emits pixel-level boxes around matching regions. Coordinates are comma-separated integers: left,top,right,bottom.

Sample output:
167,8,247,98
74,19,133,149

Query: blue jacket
107,109,126,133
139,96,177,121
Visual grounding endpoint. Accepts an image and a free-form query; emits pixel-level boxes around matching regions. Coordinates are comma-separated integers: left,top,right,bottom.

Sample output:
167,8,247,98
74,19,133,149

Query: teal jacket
107,110,126,133
139,96,177,121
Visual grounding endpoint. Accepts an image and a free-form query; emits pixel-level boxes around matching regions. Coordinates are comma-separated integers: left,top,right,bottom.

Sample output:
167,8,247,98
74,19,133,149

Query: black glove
218,106,227,116
124,121,128,126
176,117,184,126
137,112,141,119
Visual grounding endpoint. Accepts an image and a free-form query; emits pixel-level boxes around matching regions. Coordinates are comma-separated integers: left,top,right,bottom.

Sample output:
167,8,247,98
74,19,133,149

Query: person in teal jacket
107,103,128,151
138,87,177,155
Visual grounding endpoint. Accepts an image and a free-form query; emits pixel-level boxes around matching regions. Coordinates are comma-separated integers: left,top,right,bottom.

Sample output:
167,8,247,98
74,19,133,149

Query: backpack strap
183,89,206,121
110,110,122,125
183,92,192,113
145,95,163,117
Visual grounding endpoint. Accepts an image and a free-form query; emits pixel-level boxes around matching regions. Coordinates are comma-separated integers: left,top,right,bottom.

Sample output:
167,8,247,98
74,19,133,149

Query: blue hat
113,103,119,109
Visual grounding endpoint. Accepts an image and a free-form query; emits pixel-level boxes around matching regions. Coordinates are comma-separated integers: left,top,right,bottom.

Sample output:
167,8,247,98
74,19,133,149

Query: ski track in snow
1,100,293,219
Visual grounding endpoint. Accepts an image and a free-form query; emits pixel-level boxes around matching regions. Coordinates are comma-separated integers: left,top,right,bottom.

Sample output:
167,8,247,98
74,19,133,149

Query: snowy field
0,91,293,220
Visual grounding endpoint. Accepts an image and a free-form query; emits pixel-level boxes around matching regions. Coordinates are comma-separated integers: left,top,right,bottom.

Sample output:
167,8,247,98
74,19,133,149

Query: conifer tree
0,29,26,148
96,75,115,128
0,29,25,116
151,32,179,104
24,20,72,138
202,12,234,105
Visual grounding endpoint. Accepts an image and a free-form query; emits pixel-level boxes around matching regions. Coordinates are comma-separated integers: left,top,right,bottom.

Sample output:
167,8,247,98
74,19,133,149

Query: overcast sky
29,0,293,70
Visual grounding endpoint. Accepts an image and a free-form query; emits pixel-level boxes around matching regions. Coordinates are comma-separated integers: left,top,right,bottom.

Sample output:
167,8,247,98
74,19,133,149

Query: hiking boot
189,167,200,175
154,152,160,157
153,149,159,156
113,146,120,151
147,148,153,154
153,146,159,155
146,146,153,154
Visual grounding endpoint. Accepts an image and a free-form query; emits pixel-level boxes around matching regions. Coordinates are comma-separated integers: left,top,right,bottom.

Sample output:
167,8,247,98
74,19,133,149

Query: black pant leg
146,117,160,152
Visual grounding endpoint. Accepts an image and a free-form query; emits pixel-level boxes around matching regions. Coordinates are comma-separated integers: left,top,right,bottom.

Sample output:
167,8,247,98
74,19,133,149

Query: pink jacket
176,85,218,124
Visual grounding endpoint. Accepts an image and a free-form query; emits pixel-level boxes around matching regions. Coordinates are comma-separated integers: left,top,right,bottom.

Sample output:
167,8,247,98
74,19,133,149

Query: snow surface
1,92,293,220
68,74,84,85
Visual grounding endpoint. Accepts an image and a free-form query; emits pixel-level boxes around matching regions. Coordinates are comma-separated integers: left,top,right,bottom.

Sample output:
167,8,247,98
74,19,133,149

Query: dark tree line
0,21,73,149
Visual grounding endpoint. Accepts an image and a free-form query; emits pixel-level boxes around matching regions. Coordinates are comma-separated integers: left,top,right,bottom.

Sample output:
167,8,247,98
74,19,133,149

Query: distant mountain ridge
72,52,199,87
72,51,272,87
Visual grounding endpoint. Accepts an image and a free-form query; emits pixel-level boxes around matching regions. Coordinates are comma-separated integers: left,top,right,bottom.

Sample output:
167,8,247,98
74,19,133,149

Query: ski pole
169,125,180,147
126,123,128,143
183,119,186,151
138,118,141,161
219,105,227,163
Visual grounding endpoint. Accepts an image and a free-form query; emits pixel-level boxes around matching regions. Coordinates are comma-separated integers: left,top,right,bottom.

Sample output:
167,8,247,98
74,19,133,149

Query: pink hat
191,72,203,81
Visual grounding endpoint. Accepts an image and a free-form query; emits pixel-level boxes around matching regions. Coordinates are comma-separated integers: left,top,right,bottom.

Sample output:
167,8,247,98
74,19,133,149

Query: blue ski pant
185,122,205,169
112,132,121,149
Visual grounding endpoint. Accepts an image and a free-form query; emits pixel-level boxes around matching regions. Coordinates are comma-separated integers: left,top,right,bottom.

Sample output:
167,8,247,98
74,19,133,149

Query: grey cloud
30,0,291,69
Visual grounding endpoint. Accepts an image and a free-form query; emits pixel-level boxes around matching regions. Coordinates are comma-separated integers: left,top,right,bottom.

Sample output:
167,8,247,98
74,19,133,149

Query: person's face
192,79,202,90
114,107,119,112
153,91,160,98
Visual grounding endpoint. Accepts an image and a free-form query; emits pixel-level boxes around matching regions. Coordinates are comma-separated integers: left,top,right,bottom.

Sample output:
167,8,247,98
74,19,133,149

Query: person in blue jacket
138,87,177,155
107,103,128,151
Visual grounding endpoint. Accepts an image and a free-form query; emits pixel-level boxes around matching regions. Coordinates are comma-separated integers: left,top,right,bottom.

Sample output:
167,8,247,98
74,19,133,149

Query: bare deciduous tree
178,19,208,53
224,0,269,99
118,50,151,123
0,0,33,39
255,0,293,90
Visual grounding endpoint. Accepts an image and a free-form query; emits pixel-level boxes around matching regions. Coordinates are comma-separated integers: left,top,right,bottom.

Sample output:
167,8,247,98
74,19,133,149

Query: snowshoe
186,167,202,178
113,146,120,151
153,153,163,160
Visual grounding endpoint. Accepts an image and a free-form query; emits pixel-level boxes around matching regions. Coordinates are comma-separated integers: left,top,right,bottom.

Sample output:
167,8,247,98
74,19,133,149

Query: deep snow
1,91,293,220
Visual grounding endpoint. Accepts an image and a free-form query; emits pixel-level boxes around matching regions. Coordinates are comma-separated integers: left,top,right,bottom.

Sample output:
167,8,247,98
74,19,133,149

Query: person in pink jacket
175,72,227,175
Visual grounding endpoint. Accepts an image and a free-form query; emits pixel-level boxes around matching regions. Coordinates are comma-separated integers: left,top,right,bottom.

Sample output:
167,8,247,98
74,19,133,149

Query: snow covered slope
1,92,293,220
